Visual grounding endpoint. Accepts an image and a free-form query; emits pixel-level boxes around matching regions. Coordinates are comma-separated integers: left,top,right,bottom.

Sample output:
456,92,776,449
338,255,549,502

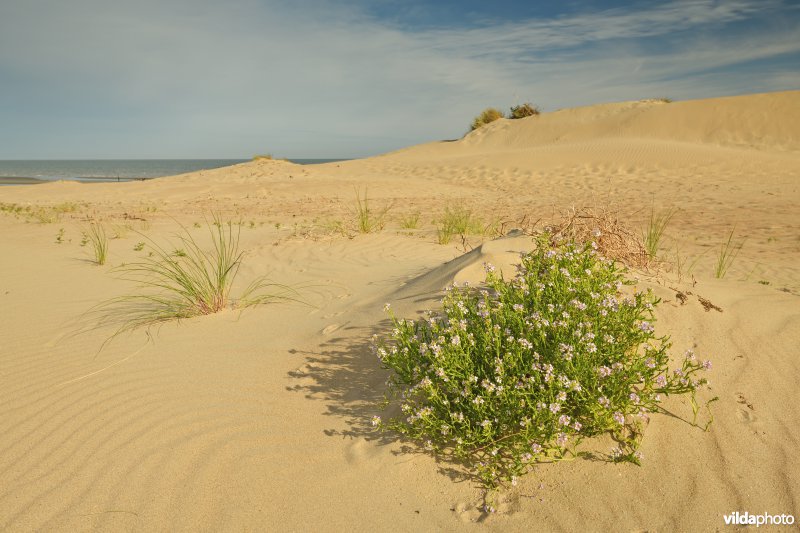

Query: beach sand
0,91,798,531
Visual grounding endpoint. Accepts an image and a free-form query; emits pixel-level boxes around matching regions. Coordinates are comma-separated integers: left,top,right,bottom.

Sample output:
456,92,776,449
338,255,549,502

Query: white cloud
0,0,797,158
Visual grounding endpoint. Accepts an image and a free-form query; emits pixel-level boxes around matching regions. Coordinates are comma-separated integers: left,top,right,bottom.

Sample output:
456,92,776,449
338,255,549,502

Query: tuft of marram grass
399,211,421,230
91,216,299,342
714,227,745,279
643,206,677,260
84,223,109,265
436,203,483,244
354,187,391,233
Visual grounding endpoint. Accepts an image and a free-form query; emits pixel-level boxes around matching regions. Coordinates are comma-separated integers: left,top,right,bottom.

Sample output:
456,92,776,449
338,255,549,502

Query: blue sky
0,0,798,159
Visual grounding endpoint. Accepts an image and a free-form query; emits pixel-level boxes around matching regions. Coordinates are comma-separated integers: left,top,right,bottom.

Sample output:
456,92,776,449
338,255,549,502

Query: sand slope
1,90,799,531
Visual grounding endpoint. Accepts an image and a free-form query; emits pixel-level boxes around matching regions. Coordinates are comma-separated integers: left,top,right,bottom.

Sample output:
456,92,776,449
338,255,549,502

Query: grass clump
643,206,677,260
714,227,745,279
399,212,421,230
436,204,483,244
94,216,297,337
252,154,273,160
376,235,714,498
354,187,391,233
470,108,504,131
83,223,109,265
509,103,540,119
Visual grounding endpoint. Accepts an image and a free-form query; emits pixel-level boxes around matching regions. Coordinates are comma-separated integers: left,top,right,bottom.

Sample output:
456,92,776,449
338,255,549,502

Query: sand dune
1,90,798,531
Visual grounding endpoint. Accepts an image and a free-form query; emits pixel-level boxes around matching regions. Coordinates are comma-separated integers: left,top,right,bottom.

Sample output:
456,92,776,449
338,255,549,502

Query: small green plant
376,235,714,500
470,108,504,131
84,223,109,265
509,103,540,119
55,228,65,244
133,242,145,251
253,154,273,160
714,227,745,279
173,248,187,257
436,204,483,244
400,212,421,230
92,216,299,339
758,280,770,285
354,187,391,233
643,206,677,259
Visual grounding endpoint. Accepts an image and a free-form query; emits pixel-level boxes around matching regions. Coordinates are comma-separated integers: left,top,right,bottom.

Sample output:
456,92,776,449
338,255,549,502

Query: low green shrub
376,235,713,499
470,108,504,131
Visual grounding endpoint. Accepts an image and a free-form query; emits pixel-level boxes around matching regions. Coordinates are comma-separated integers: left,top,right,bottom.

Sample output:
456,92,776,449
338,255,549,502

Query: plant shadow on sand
285,318,482,486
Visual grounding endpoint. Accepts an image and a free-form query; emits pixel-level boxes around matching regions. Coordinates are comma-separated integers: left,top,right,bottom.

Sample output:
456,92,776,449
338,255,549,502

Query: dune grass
354,187,391,233
84,223,109,265
643,205,677,260
399,211,421,230
436,203,483,244
92,216,298,341
714,227,745,279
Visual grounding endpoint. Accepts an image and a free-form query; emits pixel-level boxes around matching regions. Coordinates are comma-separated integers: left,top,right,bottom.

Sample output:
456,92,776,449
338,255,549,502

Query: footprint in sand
736,408,757,423
452,501,483,523
343,438,380,465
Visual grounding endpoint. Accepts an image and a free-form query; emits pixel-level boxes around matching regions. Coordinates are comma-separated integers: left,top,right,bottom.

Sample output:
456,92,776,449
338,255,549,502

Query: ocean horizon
0,158,348,184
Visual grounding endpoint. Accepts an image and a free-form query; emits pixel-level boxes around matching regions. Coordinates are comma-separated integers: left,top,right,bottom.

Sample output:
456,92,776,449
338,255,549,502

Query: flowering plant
376,235,713,493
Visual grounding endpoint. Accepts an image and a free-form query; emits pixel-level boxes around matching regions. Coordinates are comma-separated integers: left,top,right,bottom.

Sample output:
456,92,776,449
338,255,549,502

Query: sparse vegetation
84,223,109,265
253,154,273,160
509,103,540,119
714,227,745,279
400,212,421,230
354,187,391,233
643,206,677,260
92,216,298,340
470,108,505,131
436,203,483,244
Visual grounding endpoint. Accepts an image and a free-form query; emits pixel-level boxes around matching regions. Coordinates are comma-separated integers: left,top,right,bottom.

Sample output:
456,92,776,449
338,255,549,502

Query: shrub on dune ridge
470,108,505,131
375,234,715,503
509,103,540,119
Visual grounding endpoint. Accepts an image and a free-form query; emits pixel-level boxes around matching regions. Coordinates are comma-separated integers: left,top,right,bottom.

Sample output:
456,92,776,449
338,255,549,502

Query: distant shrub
509,103,540,119
470,108,504,131
252,154,273,160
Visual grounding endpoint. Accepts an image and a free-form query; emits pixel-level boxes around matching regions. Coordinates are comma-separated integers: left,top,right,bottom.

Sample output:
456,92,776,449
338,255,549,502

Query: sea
0,159,346,185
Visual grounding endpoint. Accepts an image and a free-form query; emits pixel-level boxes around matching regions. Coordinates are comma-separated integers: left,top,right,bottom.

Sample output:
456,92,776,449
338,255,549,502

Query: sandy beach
1,91,798,531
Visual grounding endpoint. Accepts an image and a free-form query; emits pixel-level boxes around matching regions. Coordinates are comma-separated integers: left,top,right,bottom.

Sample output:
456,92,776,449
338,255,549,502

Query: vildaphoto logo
723,511,795,527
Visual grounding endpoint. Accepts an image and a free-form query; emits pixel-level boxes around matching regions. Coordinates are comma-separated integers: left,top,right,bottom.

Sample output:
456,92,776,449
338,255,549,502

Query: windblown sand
1,91,798,531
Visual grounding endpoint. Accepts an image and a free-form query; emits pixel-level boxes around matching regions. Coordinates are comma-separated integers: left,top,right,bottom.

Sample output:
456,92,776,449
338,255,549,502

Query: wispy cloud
0,0,797,158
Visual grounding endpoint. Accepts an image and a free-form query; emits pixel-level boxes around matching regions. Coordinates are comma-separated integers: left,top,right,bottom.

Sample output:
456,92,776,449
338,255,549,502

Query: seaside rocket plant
376,234,714,495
